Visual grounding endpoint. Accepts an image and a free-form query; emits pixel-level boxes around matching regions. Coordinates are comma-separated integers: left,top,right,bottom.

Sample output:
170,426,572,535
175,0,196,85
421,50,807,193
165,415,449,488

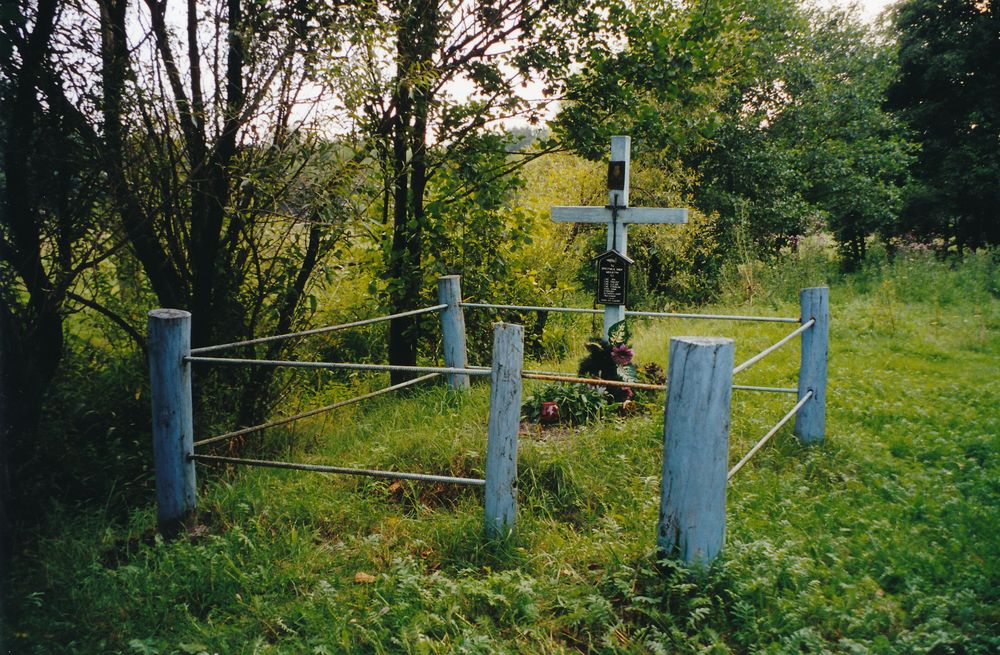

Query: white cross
551,135,688,338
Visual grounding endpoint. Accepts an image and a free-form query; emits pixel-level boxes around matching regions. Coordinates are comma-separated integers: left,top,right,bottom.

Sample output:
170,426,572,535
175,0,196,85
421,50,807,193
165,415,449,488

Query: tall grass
6,250,998,654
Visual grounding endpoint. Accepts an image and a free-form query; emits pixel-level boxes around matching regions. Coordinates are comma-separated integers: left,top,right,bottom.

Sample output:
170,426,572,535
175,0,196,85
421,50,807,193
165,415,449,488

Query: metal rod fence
727,390,814,481
193,373,440,448
185,356,489,377
150,279,830,558
461,302,798,323
732,319,815,375
190,304,448,355
188,453,486,487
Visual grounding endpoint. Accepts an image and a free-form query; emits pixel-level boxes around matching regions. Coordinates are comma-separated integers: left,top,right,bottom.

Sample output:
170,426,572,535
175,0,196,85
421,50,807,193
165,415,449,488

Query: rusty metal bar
521,372,665,391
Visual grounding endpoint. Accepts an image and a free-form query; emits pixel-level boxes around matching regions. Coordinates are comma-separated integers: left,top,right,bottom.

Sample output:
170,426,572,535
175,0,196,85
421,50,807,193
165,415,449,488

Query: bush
521,383,610,426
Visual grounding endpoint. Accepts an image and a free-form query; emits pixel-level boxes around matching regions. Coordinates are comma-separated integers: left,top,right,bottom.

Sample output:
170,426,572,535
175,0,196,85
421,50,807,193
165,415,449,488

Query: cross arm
551,206,688,224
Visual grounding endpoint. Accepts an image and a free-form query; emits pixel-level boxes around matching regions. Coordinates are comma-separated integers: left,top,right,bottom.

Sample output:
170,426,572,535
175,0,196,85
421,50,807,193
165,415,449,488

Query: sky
825,0,897,22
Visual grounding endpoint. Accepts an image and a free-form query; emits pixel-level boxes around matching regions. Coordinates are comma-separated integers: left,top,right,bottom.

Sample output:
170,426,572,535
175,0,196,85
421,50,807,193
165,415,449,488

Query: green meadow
8,251,999,654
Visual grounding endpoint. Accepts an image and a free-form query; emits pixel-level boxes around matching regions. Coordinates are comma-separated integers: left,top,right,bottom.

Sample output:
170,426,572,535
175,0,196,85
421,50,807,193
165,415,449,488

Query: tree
556,1,912,269
887,0,1000,251
93,0,365,425
0,0,364,550
1,0,124,558
338,0,606,382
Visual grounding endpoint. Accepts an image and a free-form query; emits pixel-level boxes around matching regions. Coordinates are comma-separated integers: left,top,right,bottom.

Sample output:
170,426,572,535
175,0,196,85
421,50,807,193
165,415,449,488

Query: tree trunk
0,0,65,558
387,19,418,384
386,0,438,384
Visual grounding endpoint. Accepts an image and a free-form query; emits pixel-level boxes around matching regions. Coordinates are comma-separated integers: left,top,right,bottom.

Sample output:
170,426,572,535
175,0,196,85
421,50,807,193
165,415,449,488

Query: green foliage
888,0,1000,251
628,210,727,305
557,0,913,268
693,2,913,265
522,383,610,426
554,0,738,158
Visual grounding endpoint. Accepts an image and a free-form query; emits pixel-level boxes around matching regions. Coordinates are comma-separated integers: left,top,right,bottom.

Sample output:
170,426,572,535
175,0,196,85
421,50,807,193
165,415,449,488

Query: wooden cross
551,135,688,338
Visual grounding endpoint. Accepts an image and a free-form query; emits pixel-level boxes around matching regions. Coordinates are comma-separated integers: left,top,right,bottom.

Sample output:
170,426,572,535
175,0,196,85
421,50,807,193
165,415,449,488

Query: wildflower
611,343,634,366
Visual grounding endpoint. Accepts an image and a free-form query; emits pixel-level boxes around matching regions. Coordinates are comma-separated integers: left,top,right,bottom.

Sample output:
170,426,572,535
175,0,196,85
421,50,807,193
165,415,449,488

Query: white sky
824,0,897,22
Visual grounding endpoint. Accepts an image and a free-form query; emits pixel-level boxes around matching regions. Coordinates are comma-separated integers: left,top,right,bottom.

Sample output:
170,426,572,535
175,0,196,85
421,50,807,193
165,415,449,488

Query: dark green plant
887,0,1000,252
522,383,610,426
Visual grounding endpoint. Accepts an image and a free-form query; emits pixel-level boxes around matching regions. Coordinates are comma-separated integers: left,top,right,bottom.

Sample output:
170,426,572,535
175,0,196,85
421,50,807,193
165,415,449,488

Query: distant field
8,251,999,654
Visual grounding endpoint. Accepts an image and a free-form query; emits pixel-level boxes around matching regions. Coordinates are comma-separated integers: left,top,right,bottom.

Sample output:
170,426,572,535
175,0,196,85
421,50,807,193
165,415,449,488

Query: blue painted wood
437,275,470,390
484,323,523,538
148,309,196,535
657,336,734,567
604,136,631,337
794,287,830,444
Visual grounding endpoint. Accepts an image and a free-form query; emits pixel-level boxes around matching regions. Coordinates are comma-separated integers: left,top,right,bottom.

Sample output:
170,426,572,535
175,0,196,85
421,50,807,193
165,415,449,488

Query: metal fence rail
188,453,486,487
462,302,602,315
732,319,815,375
462,302,798,324
625,309,799,323
727,390,814,480
517,372,795,395
185,357,489,377
190,304,448,355
193,374,440,448
732,384,798,394
522,372,666,391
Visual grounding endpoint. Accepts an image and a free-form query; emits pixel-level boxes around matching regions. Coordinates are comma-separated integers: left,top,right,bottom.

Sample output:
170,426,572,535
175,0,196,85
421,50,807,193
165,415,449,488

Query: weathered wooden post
148,309,196,536
438,275,470,390
794,287,829,445
657,336,734,567
484,322,523,538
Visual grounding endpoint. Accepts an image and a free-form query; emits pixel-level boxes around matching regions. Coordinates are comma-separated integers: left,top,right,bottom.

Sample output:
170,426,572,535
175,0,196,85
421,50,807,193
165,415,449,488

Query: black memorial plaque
595,250,631,306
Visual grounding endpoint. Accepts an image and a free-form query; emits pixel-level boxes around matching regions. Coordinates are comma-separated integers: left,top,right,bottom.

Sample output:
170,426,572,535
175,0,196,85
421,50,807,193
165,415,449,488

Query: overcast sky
825,0,897,22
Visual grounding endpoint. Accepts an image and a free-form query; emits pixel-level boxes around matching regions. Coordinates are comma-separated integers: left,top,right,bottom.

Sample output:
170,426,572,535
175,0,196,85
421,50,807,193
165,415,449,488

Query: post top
148,308,191,320
439,274,461,281
671,336,734,347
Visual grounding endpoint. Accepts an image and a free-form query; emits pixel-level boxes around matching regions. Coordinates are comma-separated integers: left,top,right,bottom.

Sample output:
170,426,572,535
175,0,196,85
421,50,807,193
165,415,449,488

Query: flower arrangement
523,321,663,426
577,320,637,402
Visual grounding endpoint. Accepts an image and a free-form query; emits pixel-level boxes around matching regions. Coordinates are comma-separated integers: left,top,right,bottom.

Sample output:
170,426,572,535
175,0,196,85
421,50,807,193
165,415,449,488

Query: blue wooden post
794,287,829,444
657,336,734,567
484,323,523,538
437,275,470,390
603,135,631,337
148,309,196,536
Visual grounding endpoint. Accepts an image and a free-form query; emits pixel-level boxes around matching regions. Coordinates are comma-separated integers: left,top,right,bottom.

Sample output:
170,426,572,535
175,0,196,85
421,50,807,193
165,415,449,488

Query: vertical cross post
794,287,829,444
603,135,631,336
484,322,523,538
148,309,196,537
657,336,734,567
438,275,469,390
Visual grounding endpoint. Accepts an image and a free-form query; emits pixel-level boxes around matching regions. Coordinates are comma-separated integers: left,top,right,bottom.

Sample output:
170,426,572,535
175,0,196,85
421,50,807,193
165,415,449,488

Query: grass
6,250,999,654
